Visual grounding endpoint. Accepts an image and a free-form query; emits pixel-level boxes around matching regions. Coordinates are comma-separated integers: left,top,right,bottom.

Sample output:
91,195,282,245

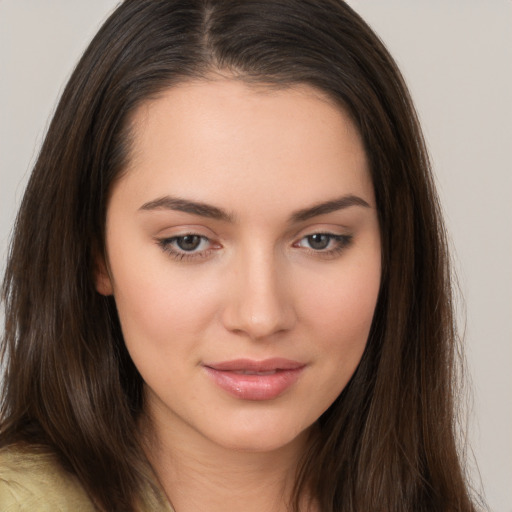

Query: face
97,79,381,454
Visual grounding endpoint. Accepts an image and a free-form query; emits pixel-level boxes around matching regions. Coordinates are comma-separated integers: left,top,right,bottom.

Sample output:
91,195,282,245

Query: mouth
203,358,306,401
230,369,278,376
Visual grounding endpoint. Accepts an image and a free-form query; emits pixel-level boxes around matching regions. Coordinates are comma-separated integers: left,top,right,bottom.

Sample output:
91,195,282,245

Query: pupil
177,235,201,251
308,234,330,250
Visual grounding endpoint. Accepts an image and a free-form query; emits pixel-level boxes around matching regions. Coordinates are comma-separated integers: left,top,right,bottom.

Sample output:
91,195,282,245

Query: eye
156,234,216,261
303,234,333,250
174,234,204,252
294,233,353,257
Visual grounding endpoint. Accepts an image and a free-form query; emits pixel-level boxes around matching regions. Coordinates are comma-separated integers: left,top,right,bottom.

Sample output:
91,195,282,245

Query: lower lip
203,367,304,401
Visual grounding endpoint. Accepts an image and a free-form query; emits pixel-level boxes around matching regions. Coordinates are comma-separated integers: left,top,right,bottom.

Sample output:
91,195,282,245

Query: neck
141,415,316,512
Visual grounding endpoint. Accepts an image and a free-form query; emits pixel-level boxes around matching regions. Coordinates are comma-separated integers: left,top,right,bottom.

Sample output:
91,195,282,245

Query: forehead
115,79,373,216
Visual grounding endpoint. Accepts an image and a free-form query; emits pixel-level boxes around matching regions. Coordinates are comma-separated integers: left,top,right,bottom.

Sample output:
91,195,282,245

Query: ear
94,252,114,296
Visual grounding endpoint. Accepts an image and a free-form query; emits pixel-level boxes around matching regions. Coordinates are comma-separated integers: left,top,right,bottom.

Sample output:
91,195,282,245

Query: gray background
1,2,511,510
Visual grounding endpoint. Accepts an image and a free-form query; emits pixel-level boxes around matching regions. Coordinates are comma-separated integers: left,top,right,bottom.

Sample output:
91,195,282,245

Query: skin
96,79,381,512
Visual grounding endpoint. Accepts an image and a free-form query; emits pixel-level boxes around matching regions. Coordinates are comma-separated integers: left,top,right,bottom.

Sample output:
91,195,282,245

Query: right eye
172,235,205,251
157,234,214,261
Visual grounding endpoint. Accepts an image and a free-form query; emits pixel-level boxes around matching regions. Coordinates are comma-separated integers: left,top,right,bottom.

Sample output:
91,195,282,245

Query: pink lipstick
203,358,305,401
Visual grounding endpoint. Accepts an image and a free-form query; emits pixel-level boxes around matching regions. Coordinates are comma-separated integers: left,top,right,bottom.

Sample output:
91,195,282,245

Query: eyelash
156,233,353,262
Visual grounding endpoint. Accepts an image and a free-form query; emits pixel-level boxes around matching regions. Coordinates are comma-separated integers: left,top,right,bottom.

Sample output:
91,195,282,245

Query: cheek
296,263,380,416
296,252,381,375
108,246,221,362
301,262,380,336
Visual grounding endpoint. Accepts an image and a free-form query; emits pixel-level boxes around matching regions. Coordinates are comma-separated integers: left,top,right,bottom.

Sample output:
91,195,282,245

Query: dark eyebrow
139,196,233,222
289,195,371,223
139,194,370,224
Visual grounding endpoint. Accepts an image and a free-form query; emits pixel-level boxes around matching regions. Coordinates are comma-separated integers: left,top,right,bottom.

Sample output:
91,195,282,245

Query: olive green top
0,445,174,512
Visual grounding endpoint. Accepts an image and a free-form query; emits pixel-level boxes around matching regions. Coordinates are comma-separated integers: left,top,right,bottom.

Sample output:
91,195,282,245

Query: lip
203,358,306,401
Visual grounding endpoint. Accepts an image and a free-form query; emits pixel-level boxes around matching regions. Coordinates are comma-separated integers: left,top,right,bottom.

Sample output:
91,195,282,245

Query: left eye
296,233,349,251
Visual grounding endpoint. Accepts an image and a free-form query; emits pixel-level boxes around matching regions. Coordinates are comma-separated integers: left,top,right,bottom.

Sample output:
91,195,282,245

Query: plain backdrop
1,2,511,511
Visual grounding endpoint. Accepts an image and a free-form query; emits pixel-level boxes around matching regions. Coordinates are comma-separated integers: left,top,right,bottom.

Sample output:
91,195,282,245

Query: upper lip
204,358,305,372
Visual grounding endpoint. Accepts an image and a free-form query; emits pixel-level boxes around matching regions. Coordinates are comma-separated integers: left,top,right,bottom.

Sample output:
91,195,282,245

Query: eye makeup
155,231,353,262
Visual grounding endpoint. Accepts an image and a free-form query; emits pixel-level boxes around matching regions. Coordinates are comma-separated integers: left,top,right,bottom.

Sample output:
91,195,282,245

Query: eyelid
290,220,351,237
153,223,218,239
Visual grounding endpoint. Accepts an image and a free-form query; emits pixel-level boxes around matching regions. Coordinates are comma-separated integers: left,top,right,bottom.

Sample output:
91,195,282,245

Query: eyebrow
139,196,234,222
290,194,370,223
139,194,370,223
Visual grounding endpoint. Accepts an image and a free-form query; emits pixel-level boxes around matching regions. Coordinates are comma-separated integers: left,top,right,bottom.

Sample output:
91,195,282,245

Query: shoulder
0,445,96,512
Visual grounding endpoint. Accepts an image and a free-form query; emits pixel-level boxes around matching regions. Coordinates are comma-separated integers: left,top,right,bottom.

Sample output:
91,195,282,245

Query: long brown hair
1,1,478,510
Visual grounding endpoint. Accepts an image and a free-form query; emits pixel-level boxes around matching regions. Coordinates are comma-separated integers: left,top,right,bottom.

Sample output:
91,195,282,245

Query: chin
208,419,314,454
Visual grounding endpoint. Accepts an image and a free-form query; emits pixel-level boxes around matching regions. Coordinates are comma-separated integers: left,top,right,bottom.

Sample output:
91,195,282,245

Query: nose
221,247,297,340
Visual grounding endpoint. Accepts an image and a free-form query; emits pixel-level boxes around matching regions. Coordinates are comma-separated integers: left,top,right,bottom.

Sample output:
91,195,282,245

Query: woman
0,1,478,511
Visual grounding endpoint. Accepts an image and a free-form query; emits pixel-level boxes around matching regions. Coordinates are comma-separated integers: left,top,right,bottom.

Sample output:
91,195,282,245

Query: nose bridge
222,242,296,339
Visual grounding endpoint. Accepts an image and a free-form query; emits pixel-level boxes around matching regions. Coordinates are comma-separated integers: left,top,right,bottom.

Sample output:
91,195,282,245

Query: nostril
220,291,297,340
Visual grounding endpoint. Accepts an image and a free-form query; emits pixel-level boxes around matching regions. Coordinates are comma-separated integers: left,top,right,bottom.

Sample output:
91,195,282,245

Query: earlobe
94,253,114,296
